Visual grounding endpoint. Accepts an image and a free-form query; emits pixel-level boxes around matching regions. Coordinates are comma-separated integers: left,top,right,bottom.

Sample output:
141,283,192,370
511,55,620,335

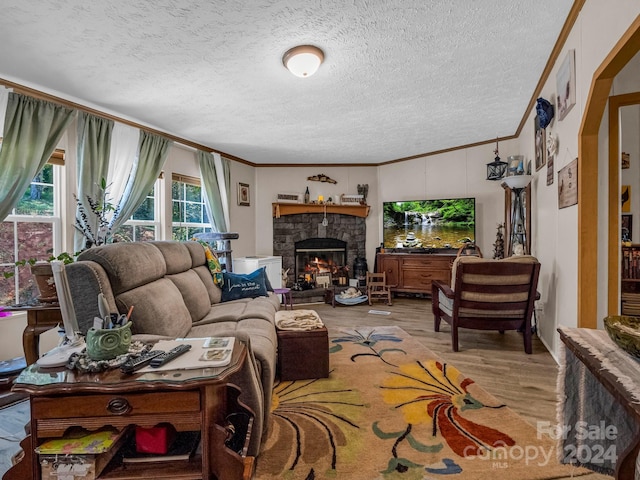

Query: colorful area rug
255,326,588,480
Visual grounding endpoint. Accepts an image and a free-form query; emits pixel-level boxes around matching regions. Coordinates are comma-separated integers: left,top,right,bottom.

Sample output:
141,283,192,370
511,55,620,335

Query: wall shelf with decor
621,244,640,315
272,203,370,218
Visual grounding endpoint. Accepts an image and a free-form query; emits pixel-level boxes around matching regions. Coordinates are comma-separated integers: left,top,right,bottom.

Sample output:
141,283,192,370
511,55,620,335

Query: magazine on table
138,337,235,372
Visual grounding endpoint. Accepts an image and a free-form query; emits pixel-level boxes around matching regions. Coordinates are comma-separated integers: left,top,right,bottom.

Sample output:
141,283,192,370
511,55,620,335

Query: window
114,182,158,242
0,156,62,305
171,174,212,241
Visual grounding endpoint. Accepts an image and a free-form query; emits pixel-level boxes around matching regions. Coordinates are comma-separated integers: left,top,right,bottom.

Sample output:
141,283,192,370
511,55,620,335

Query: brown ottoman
276,325,329,381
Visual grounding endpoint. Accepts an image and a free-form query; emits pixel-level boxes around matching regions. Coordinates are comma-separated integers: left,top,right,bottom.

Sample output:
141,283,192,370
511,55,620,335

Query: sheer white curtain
0,86,10,136
106,122,139,225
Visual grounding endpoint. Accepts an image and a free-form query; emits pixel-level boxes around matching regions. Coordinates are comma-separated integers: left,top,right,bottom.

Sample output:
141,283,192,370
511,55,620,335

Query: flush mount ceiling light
283,45,324,78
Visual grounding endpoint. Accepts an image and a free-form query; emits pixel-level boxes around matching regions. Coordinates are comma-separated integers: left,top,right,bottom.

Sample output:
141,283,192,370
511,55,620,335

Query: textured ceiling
0,1,574,165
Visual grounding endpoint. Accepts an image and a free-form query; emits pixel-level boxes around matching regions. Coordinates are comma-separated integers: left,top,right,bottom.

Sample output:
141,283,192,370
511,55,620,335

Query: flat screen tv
382,197,476,250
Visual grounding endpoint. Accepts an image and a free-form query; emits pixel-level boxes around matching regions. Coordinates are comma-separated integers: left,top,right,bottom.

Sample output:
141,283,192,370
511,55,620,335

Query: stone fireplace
273,212,366,287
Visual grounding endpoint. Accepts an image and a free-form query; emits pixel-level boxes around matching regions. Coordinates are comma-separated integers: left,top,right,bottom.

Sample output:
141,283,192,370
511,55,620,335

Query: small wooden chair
367,272,392,306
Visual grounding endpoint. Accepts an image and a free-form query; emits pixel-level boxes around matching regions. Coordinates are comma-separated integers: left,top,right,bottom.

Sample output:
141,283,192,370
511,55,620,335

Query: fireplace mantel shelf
272,203,370,218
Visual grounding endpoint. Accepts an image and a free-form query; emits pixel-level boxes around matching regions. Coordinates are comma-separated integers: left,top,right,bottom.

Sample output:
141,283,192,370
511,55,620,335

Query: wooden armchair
367,271,392,306
431,255,540,354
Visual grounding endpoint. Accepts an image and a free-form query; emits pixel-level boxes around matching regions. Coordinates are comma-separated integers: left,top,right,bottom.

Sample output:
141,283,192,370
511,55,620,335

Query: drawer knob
107,397,131,415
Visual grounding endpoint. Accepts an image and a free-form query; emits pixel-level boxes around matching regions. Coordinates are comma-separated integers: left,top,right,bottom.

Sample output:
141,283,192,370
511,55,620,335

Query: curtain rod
0,77,254,167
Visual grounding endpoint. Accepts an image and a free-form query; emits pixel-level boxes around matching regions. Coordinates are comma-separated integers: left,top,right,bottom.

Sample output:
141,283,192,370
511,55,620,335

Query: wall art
237,182,250,206
547,153,554,186
558,158,578,209
535,115,546,171
622,152,630,169
556,49,576,121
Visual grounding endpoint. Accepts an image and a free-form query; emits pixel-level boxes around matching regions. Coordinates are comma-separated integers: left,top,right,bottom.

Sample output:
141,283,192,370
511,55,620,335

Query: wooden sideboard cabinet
376,253,456,295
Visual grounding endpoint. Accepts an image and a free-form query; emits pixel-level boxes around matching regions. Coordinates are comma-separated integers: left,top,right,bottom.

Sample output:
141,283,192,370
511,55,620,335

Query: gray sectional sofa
65,240,280,455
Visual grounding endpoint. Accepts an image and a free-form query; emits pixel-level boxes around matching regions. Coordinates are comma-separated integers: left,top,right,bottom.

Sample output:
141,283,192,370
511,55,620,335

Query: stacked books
622,292,640,316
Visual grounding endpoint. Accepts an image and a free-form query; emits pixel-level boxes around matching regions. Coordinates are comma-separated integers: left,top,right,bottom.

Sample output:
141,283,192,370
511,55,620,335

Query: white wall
517,1,640,357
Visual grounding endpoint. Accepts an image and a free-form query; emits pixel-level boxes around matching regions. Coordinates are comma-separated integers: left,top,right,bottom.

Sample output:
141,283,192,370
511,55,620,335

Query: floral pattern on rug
258,375,366,478
331,328,407,366
378,359,515,477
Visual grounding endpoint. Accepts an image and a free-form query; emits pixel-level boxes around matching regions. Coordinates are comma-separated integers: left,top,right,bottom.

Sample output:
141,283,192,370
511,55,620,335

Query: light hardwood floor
0,296,613,479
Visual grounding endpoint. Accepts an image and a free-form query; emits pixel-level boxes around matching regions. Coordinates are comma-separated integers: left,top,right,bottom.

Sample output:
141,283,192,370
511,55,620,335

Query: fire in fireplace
294,238,347,283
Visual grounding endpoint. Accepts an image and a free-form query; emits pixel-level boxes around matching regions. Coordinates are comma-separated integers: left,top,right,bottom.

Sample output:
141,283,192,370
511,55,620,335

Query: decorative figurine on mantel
493,223,505,259
357,184,369,203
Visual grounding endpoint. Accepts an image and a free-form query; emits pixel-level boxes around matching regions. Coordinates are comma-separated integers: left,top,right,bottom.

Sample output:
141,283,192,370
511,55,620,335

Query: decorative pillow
221,268,269,302
261,267,274,291
194,239,223,286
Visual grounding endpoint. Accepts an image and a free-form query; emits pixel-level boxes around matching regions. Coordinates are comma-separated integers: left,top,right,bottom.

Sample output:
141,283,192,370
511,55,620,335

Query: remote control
149,344,192,368
120,350,164,374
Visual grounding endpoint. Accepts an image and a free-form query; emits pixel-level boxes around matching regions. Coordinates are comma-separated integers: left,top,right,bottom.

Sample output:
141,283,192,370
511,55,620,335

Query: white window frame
171,174,212,241
1,162,63,304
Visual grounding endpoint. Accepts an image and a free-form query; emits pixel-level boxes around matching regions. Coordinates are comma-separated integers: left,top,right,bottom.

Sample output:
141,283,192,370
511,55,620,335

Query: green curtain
0,93,74,221
198,150,230,232
75,112,114,251
111,130,171,231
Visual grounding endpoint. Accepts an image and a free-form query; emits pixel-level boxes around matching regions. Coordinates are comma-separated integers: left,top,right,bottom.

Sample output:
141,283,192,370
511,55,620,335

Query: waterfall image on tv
383,198,476,250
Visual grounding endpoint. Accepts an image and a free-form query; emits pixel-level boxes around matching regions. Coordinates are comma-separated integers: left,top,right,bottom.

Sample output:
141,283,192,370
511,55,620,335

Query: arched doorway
578,16,640,327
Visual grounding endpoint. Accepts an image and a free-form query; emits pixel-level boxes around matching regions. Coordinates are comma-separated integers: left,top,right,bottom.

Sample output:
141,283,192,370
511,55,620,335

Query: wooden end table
4,305,62,365
4,341,255,480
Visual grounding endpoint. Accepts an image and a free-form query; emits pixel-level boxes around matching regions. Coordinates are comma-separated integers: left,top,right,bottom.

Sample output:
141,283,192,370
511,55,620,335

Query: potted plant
5,252,76,303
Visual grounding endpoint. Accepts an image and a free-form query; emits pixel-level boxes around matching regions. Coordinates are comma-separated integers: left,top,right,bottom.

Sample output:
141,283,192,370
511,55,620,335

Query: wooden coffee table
4,341,255,480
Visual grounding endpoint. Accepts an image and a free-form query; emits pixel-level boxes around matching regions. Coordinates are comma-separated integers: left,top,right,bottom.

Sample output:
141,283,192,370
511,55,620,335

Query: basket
603,315,640,358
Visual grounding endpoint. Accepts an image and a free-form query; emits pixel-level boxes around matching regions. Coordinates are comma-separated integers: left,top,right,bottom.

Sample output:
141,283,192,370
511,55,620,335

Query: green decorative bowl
603,315,640,359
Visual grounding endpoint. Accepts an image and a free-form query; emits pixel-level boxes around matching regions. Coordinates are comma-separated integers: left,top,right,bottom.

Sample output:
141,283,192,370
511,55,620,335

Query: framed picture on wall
558,158,578,209
622,152,630,169
546,153,554,186
535,116,546,171
556,49,576,121
237,182,250,206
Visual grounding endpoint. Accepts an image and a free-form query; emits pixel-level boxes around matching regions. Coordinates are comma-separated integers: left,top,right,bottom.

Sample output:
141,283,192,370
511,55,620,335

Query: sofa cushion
221,269,269,302
166,270,212,322
193,265,222,304
182,240,207,267
78,242,167,295
149,241,194,274
116,278,192,338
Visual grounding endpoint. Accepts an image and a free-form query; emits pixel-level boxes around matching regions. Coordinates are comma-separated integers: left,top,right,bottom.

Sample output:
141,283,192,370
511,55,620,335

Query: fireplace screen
294,238,347,283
